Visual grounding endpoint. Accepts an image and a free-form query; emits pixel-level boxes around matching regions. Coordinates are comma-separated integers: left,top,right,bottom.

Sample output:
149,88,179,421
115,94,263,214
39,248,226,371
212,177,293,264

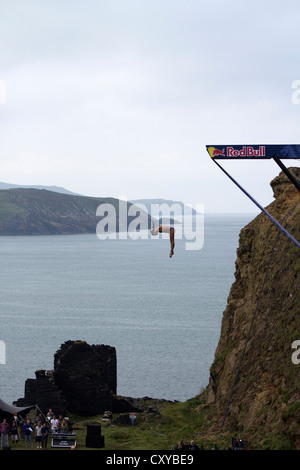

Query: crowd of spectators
0,408,73,449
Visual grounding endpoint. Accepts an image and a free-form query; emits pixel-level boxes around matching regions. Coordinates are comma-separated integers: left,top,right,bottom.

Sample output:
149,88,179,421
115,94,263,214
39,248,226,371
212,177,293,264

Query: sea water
0,213,256,404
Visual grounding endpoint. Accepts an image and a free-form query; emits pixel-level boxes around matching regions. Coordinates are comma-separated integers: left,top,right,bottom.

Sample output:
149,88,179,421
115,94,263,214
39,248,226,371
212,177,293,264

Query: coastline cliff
0,188,150,235
203,167,300,449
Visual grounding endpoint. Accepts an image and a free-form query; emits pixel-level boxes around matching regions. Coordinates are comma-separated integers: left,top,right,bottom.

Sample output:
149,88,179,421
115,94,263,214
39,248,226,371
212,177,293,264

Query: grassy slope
11,395,258,451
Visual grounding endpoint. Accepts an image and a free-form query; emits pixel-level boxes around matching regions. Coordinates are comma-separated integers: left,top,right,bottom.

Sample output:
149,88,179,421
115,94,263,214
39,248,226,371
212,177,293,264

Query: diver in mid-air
151,224,175,258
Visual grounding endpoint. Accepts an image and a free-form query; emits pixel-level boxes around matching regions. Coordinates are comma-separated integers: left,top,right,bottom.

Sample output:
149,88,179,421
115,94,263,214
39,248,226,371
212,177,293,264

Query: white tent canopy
0,398,34,417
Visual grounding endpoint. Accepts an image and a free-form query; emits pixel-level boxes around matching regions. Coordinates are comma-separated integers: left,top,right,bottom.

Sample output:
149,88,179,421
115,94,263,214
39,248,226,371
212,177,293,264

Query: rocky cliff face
206,168,300,449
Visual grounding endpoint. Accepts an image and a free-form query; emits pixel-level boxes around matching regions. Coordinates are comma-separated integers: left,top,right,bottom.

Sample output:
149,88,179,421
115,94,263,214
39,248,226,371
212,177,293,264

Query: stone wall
14,341,117,417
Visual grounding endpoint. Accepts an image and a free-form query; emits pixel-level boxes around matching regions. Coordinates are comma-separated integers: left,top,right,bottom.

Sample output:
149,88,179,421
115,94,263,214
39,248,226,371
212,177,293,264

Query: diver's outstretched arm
151,227,159,236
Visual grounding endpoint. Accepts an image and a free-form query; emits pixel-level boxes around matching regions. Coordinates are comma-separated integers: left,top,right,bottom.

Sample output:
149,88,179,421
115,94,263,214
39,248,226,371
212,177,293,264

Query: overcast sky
1,0,300,212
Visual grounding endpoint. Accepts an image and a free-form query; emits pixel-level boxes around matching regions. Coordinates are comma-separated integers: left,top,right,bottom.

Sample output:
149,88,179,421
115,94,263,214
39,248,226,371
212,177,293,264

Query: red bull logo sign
209,148,226,157
207,146,265,159
206,144,300,160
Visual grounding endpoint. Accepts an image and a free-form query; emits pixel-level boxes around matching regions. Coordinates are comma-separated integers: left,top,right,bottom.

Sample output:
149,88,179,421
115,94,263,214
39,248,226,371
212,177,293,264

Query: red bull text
226,146,265,157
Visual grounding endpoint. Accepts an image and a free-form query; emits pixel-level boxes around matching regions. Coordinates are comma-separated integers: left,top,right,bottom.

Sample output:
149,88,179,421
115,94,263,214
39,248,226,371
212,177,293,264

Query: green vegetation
8,395,297,451
0,193,25,221
0,188,150,235
7,395,229,451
